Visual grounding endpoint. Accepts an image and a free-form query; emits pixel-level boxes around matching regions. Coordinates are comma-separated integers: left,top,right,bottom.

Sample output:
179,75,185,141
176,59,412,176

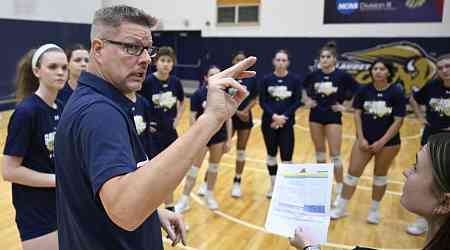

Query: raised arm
99,57,256,231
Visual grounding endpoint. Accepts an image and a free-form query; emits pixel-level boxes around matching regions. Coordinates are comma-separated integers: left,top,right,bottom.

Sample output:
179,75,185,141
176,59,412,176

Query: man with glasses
55,5,256,250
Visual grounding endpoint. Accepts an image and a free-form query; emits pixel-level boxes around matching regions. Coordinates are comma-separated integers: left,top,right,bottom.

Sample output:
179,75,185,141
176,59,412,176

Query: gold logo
336,41,437,95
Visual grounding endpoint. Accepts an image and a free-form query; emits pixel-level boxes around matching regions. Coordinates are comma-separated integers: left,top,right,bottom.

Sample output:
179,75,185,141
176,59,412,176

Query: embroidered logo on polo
44,132,56,158
429,98,450,117
314,81,338,96
268,86,292,100
152,91,177,110
133,115,147,135
363,101,392,118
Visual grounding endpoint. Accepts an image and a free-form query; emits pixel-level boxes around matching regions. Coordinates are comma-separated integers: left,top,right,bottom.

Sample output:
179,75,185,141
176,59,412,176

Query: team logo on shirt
429,98,450,117
309,41,437,96
152,91,177,110
314,81,338,96
133,115,147,135
268,86,292,100
44,132,56,158
363,101,392,118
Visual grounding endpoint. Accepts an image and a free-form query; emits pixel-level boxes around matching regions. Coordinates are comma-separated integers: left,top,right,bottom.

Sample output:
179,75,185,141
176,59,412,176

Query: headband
32,44,62,69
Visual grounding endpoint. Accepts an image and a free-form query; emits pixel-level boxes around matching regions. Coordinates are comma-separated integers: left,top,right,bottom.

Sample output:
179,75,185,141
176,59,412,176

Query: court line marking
221,154,406,186
219,162,403,196
190,194,419,250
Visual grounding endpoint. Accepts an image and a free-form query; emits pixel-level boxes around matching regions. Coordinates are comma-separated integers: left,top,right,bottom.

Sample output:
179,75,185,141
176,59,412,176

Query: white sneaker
333,194,340,208
266,188,273,199
231,182,241,198
197,183,207,196
204,192,219,210
406,218,428,235
174,197,190,214
330,206,347,220
367,209,380,224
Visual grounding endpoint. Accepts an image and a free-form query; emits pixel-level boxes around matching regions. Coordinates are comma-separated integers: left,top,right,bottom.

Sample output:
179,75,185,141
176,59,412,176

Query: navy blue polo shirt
353,83,406,143
191,86,227,139
55,71,162,250
139,74,184,132
303,69,358,111
3,94,61,240
258,72,303,124
237,77,258,111
56,82,74,108
413,79,450,130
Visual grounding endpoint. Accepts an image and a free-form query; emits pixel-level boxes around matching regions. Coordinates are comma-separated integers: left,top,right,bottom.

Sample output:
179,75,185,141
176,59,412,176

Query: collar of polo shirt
78,71,136,112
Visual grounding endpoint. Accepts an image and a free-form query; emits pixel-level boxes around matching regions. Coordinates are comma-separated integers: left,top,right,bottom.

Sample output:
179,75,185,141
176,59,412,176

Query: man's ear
91,39,103,59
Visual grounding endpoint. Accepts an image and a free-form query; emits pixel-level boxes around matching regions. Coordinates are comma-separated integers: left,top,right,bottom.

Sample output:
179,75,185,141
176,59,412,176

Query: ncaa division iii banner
324,0,445,23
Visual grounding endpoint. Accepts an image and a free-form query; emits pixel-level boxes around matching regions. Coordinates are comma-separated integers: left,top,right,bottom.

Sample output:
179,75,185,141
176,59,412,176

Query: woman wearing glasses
259,49,302,198
138,46,185,212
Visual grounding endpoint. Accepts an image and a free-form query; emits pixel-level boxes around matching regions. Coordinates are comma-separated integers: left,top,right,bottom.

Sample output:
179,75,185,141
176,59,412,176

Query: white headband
31,43,62,69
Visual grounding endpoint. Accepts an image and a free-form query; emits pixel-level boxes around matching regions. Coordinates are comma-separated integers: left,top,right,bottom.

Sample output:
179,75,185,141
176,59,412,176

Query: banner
308,41,438,95
324,0,445,23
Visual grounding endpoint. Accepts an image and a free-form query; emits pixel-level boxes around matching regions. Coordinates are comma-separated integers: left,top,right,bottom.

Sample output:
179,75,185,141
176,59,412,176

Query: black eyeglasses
101,39,158,57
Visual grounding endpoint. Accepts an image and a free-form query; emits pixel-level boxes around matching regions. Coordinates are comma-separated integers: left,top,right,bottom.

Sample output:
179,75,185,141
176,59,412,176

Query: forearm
101,114,220,231
2,165,55,188
379,118,404,144
354,110,365,139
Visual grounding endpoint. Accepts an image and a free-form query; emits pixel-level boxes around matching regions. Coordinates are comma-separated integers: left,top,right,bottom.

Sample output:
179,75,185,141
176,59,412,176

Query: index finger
210,57,257,81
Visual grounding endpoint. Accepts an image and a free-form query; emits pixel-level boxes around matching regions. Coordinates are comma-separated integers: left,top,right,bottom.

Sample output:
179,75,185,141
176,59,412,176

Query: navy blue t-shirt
133,94,156,158
353,83,406,143
55,72,162,250
190,86,227,139
237,77,258,111
413,79,450,130
303,69,358,111
259,72,303,124
56,82,74,108
139,74,184,132
3,94,61,239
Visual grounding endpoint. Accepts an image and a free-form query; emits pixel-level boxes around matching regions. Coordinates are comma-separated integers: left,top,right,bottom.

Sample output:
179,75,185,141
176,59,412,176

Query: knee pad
331,155,343,169
236,150,246,162
316,152,326,163
207,163,219,173
188,166,199,178
373,176,388,186
266,155,277,166
344,174,360,186
281,161,293,164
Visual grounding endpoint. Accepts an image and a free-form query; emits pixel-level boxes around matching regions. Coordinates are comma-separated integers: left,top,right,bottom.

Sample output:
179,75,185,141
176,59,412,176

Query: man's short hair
90,5,157,40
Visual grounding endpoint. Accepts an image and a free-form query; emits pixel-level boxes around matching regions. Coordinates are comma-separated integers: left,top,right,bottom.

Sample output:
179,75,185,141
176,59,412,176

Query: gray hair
90,5,157,40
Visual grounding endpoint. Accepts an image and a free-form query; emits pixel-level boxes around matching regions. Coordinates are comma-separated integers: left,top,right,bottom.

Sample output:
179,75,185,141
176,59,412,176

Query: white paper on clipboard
264,163,334,244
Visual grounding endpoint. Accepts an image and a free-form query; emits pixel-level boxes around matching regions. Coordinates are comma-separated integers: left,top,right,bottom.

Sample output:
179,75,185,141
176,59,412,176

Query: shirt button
131,107,135,111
